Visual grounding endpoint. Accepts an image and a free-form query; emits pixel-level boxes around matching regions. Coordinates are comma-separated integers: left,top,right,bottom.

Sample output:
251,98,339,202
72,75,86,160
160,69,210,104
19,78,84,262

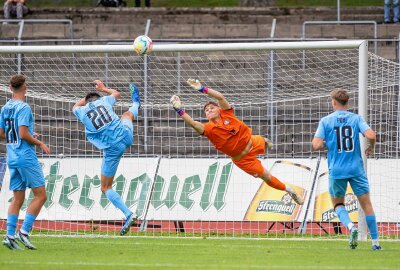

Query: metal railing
302,20,378,55
0,19,74,74
269,18,277,147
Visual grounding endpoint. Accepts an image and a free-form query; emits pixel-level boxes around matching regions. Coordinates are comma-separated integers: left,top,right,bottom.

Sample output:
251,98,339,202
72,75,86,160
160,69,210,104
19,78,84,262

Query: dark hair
203,101,219,111
85,92,101,102
9,74,27,92
331,89,349,106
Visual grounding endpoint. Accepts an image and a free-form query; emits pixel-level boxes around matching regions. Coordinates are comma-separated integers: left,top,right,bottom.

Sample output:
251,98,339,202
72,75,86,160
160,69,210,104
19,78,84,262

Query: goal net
0,41,398,239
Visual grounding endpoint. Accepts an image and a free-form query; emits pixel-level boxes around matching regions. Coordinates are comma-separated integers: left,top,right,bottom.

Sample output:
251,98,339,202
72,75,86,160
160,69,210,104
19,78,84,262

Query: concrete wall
0,7,396,39
0,7,397,38
0,7,399,60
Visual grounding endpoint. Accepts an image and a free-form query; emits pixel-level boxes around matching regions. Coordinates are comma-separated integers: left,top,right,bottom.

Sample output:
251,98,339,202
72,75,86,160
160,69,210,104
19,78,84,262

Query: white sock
285,186,293,193
20,228,28,235
372,239,380,246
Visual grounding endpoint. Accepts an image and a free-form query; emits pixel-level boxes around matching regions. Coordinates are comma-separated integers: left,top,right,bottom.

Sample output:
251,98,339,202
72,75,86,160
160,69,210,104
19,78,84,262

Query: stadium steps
0,7,399,60
0,7,391,38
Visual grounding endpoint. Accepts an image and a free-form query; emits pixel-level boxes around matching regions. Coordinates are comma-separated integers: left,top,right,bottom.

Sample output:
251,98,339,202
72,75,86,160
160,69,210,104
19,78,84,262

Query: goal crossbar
0,40,365,53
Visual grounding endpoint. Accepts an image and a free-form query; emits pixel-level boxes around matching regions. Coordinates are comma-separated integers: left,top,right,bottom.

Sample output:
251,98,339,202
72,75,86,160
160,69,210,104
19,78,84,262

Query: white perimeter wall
0,158,398,223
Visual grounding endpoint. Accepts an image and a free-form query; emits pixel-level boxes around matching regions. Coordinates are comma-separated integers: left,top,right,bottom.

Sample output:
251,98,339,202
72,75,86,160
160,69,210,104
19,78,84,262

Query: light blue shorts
329,173,370,198
101,120,134,177
9,163,45,191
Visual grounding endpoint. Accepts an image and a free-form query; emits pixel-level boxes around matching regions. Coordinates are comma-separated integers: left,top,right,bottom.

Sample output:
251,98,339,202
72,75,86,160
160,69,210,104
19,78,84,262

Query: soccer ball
133,35,153,55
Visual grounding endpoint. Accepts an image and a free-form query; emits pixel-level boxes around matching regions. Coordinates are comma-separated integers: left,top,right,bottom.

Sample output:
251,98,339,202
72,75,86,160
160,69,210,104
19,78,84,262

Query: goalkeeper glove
170,95,185,117
187,79,209,94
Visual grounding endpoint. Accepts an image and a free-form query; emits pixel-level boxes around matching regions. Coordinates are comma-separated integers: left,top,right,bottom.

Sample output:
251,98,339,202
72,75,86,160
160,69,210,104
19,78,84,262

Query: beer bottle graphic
314,171,359,222
244,161,308,221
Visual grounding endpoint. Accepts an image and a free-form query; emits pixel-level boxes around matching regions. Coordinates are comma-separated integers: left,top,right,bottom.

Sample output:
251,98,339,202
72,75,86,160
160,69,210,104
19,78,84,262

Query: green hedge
27,0,382,8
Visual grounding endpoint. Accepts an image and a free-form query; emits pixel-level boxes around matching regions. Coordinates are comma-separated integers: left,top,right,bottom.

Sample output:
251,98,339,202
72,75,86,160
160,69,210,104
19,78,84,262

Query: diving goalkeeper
170,79,304,205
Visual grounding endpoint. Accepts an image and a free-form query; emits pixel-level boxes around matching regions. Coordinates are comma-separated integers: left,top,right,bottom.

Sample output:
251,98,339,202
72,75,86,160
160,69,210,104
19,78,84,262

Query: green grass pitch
0,237,399,270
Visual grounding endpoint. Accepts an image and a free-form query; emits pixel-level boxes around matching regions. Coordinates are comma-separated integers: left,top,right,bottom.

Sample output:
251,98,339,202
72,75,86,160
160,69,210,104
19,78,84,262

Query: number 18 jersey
73,96,126,150
314,110,370,179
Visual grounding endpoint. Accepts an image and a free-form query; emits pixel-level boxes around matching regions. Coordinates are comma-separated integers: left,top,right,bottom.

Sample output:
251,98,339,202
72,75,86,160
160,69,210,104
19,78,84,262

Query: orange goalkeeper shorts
231,135,266,178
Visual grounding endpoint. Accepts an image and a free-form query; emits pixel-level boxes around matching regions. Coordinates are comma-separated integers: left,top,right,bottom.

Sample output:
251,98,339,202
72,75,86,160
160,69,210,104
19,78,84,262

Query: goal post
357,41,369,241
0,40,397,239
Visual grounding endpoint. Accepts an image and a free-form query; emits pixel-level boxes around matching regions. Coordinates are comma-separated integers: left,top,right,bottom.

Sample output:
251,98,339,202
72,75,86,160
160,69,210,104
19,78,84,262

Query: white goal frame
0,40,369,240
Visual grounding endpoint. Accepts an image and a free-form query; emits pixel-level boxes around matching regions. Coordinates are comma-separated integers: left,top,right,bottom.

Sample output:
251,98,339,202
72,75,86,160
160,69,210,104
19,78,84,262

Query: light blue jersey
0,100,39,168
73,95,126,150
314,110,370,179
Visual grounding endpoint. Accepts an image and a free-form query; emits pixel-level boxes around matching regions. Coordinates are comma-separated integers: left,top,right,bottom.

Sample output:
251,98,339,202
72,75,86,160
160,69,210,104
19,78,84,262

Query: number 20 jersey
0,100,38,168
314,110,370,179
73,96,126,150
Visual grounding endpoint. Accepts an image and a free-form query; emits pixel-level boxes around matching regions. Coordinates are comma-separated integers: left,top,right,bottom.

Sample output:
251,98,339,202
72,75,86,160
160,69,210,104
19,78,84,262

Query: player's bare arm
181,113,205,135
72,98,86,111
19,125,50,154
187,79,230,110
0,128,4,140
312,137,325,151
94,80,121,100
170,95,205,135
364,128,376,157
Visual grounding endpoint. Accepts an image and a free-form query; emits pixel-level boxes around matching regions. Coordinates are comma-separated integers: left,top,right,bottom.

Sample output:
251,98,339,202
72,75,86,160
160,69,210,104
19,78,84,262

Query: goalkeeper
72,80,140,235
170,79,303,205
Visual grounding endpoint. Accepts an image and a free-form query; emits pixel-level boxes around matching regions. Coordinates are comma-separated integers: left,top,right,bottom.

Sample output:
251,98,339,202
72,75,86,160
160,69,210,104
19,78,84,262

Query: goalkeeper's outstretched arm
187,79,231,110
170,95,205,135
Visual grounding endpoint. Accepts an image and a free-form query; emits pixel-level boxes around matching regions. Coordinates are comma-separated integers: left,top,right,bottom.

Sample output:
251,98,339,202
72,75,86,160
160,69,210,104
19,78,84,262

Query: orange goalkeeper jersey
203,107,252,157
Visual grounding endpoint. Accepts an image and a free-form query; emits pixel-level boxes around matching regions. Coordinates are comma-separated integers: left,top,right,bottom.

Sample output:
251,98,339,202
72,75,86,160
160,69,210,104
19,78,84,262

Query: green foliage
0,237,399,269
151,0,239,7
276,0,383,7
23,0,384,8
28,0,96,8
27,0,240,8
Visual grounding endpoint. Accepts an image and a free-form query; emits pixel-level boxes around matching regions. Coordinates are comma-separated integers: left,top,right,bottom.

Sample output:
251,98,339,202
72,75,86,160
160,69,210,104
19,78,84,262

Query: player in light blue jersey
0,75,50,250
312,89,381,250
73,80,140,235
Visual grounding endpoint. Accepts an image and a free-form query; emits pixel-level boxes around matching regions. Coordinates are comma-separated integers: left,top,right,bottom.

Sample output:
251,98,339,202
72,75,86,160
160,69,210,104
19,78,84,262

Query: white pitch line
2,233,399,243
1,261,397,270
33,240,352,250
31,234,400,242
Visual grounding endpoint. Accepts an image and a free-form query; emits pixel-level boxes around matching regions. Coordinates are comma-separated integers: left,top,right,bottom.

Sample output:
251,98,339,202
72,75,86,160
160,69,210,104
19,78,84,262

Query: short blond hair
330,88,349,106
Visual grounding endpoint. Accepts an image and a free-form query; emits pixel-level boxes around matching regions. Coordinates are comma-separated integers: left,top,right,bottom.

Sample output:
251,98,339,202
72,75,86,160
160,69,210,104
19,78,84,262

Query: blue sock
129,103,139,119
7,214,18,238
105,189,132,218
366,214,379,240
335,205,353,230
21,213,37,234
